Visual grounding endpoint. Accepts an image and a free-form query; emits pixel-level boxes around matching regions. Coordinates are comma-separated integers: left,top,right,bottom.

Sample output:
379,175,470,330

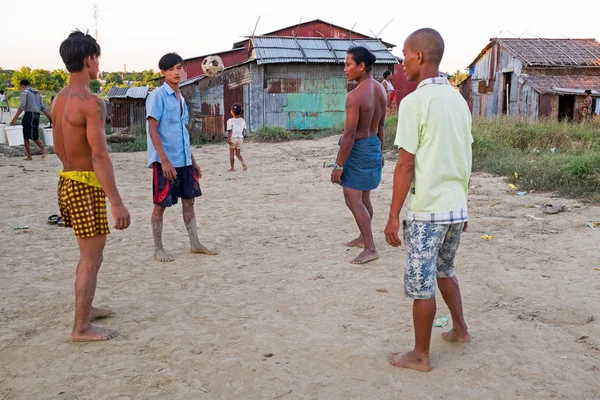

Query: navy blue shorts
22,112,40,141
152,162,201,207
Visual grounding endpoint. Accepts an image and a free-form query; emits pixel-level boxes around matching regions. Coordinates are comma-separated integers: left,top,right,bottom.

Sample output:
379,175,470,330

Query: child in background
227,103,247,172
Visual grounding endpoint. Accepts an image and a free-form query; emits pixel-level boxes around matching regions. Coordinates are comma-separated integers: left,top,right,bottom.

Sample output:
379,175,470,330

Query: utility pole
93,4,99,41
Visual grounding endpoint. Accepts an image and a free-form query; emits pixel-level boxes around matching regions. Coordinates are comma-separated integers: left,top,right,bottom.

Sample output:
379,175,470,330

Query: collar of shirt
417,77,450,90
162,82,178,96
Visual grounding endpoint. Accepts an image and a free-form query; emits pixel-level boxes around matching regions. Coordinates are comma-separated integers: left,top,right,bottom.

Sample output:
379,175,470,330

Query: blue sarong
338,135,382,191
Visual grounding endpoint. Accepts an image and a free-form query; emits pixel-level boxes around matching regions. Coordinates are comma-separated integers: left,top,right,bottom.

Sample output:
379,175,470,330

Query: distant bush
252,126,292,142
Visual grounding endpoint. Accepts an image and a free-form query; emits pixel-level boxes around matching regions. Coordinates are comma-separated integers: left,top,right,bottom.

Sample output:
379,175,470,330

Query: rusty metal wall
109,100,131,129
393,63,418,105
224,84,244,127
248,63,265,132
130,103,146,128
469,43,530,119
265,22,375,41
184,49,248,80
109,100,147,129
200,85,224,138
459,76,473,113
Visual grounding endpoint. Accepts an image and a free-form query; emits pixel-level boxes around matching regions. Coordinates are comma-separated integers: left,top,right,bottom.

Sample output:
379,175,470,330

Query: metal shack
459,38,600,121
179,37,397,138
106,86,150,129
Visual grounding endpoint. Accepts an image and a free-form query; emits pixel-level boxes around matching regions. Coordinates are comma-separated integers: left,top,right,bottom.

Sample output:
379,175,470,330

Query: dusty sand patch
0,137,598,399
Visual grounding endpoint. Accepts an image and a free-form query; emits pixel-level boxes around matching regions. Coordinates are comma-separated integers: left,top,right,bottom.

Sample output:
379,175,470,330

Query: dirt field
1,137,599,400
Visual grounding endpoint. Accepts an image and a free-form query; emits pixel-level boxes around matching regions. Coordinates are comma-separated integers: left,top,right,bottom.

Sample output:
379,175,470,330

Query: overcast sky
2,0,598,73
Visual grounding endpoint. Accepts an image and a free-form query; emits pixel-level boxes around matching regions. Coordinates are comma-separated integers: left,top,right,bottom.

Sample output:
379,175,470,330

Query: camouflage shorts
403,221,465,300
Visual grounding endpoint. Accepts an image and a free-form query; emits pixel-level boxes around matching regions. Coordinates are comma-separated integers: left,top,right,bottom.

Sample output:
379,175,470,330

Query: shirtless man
579,89,593,121
331,46,387,264
52,30,131,341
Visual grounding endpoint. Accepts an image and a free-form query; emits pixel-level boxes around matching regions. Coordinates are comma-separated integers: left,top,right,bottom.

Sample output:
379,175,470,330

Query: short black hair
231,103,243,116
59,30,101,73
159,53,184,71
406,28,445,66
383,70,392,79
0,90,4,94
20,79,30,86
585,89,592,95
347,47,377,73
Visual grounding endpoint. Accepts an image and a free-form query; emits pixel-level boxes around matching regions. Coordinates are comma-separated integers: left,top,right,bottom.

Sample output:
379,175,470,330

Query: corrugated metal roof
468,38,600,68
179,75,205,88
522,73,600,95
107,86,149,99
232,19,396,49
106,87,128,98
251,37,398,65
126,86,149,99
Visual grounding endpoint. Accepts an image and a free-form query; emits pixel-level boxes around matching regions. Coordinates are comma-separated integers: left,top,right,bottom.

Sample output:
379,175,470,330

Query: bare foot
388,351,432,372
41,148,47,159
351,249,379,264
344,236,365,248
191,243,218,255
242,163,248,171
90,306,113,321
442,328,472,343
71,325,118,342
154,248,175,262
23,157,32,161
227,168,235,172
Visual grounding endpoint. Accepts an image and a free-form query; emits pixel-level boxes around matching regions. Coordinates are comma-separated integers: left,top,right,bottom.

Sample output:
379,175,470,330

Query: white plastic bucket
6,125,24,146
42,128,53,146
0,123,7,144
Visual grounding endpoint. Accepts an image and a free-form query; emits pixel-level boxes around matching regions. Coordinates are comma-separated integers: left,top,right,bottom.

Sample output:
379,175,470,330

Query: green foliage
0,68,14,87
448,69,469,86
9,66,69,92
51,69,69,88
472,117,600,200
383,115,398,150
251,126,292,142
11,66,32,88
90,80,101,93
105,72,123,85
383,115,600,200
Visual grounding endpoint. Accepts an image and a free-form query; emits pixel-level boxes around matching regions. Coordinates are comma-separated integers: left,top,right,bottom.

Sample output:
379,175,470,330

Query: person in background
382,70,396,113
10,80,52,160
226,103,247,172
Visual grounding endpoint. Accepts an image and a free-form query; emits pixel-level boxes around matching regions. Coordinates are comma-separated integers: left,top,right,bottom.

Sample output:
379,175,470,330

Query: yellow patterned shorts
57,172,110,238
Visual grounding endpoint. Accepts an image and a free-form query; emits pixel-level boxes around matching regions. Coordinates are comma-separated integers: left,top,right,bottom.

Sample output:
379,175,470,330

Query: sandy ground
0,137,599,400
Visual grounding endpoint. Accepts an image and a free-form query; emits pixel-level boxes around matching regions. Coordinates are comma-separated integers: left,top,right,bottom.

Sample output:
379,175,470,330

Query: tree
449,69,469,87
90,80,101,93
105,72,123,85
0,68,14,87
143,69,161,88
11,66,32,88
51,69,70,90
30,69,54,91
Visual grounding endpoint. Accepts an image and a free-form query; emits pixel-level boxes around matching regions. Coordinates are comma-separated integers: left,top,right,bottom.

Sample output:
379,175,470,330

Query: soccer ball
201,55,224,78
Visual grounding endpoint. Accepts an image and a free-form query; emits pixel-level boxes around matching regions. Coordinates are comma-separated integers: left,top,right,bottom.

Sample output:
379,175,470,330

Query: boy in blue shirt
146,53,217,262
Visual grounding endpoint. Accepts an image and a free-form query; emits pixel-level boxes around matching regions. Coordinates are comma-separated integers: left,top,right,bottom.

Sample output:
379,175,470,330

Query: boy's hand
162,160,177,181
193,161,202,179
